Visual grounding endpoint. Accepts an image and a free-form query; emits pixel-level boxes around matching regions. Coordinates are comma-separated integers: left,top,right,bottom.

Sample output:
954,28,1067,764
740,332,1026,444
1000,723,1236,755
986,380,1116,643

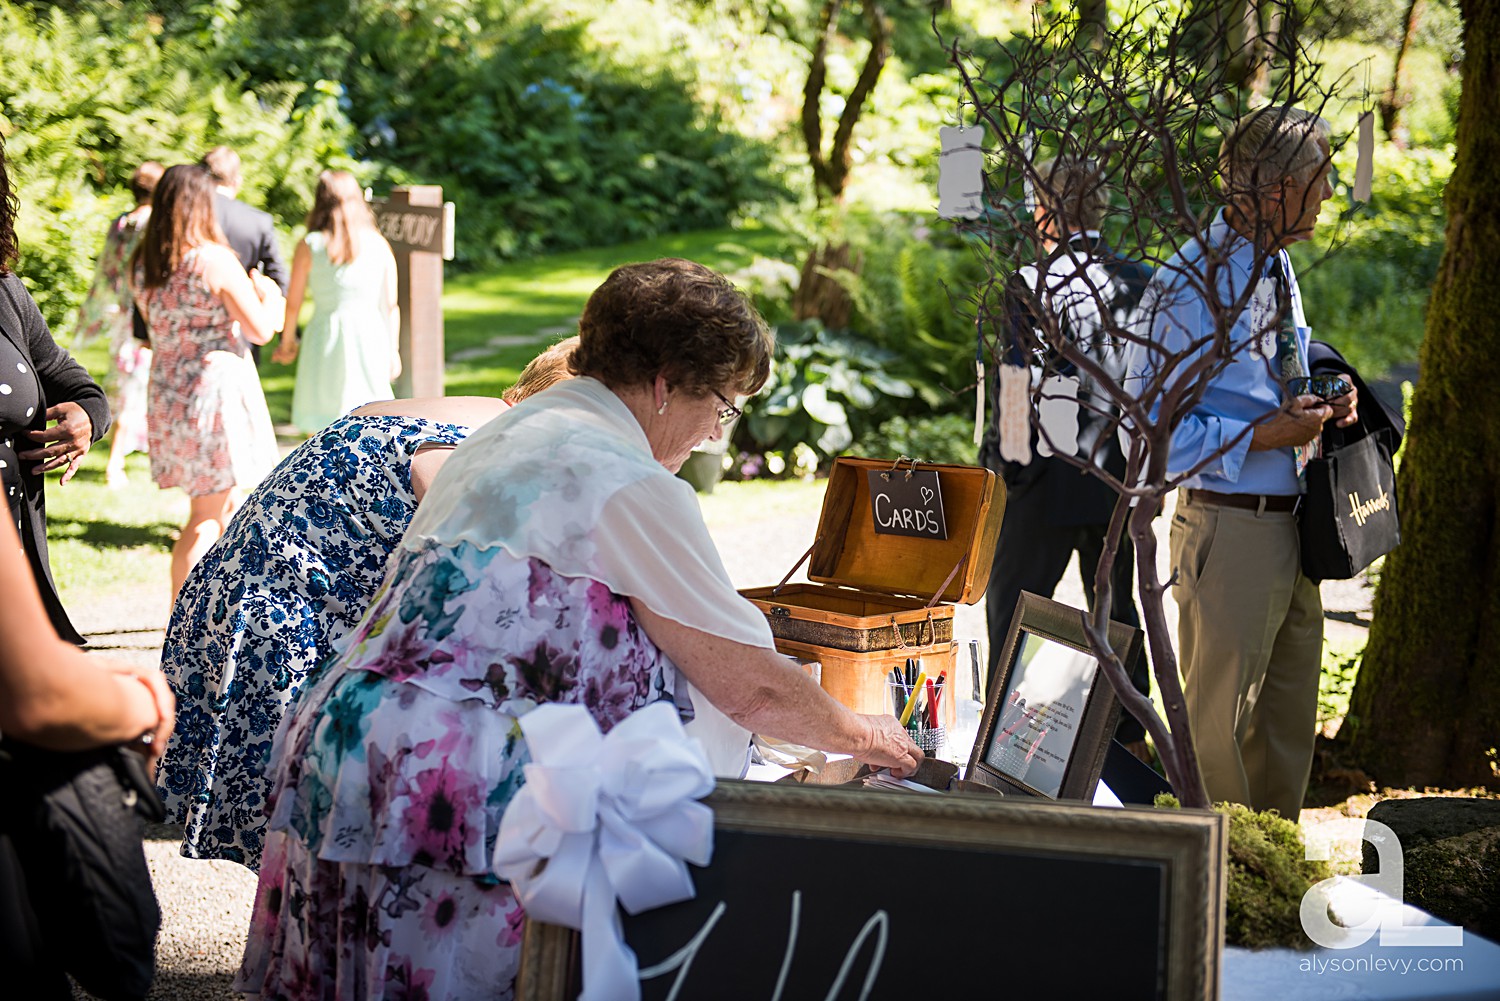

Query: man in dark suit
979,156,1153,757
201,146,288,362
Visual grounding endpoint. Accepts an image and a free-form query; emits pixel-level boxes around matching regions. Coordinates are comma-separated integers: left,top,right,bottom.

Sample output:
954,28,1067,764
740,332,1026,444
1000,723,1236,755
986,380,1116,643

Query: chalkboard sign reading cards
865,465,948,540
968,591,1141,802
518,781,1226,1001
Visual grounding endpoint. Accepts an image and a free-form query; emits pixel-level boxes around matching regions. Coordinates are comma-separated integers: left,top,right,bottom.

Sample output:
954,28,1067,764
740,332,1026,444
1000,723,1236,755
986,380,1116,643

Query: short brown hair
569,258,773,398
504,336,579,404
133,164,227,290
1033,156,1109,231
200,146,242,189
130,161,165,204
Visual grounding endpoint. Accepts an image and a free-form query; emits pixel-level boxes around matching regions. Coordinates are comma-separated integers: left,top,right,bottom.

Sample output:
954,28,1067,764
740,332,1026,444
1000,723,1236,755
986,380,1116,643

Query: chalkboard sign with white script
519,781,1225,1001
866,468,949,540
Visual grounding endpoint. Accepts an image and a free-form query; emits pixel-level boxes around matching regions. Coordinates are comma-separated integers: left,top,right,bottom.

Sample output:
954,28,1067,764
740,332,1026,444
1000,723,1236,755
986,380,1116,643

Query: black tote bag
1300,426,1401,581
0,740,164,1001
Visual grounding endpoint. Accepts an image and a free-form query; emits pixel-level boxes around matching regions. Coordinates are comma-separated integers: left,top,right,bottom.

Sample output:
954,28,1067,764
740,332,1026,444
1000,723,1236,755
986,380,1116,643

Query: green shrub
749,208,988,417
216,0,787,268
840,212,987,409
853,414,977,465
734,320,917,473
0,1,356,331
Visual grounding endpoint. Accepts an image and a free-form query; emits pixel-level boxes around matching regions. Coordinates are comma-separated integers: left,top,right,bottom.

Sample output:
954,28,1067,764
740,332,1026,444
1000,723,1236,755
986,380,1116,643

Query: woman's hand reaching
854,714,924,777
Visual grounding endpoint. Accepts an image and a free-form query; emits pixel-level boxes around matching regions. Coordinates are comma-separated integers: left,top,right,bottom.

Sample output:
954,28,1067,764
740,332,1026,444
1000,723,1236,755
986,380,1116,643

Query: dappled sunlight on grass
44,449,184,606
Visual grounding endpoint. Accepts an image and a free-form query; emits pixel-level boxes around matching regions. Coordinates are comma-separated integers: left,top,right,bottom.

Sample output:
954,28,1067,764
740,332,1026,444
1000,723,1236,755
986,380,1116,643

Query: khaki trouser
1169,494,1323,820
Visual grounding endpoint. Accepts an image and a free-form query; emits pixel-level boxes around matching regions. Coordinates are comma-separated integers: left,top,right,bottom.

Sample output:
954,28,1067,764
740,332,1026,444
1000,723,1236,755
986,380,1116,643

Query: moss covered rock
1157,794,1333,949
1364,798,1500,940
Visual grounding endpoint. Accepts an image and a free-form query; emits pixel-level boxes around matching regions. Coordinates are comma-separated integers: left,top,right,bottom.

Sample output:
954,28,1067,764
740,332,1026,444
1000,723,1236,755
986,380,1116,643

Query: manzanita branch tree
943,0,1353,808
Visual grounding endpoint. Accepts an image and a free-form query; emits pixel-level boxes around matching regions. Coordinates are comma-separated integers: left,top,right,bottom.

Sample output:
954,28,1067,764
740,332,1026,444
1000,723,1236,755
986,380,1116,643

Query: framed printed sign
967,591,1142,801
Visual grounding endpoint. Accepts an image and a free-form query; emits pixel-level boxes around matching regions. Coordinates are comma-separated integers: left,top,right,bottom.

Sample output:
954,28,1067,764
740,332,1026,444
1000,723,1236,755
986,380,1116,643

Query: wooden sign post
369,186,455,399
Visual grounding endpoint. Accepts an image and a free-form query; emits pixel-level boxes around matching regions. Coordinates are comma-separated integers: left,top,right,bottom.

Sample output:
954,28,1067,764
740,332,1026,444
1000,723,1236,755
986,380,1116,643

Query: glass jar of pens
888,657,946,757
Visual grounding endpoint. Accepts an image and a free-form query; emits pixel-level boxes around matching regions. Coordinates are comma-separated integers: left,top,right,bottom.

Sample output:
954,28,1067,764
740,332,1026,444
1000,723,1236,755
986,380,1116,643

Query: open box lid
798,456,1006,605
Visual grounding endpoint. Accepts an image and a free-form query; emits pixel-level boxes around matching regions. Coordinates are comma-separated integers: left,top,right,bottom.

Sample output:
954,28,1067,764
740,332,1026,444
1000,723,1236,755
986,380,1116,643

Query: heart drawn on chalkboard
921,486,934,505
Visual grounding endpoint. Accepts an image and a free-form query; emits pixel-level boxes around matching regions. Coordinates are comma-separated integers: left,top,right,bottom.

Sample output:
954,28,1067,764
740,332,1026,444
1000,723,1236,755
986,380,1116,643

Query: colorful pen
899,671,928,727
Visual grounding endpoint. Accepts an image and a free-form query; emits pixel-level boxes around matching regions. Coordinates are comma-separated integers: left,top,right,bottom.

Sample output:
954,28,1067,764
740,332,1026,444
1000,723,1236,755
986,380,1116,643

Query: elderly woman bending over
237,259,919,999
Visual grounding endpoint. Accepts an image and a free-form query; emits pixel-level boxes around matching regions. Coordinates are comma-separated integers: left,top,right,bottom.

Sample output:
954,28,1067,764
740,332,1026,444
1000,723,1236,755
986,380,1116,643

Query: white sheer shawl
405,376,772,775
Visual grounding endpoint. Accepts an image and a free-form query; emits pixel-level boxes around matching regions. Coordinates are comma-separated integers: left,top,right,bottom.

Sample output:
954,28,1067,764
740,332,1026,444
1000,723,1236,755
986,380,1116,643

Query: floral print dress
137,246,278,496
73,209,151,454
157,415,469,870
236,538,692,1001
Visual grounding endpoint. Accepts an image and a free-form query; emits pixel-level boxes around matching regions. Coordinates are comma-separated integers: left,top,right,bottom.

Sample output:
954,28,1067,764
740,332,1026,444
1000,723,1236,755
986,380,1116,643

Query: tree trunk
1343,0,1500,792
1379,0,1426,146
802,0,842,205
1221,0,1280,100
801,0,890,205
1076,0,1108,51
792,241,856,329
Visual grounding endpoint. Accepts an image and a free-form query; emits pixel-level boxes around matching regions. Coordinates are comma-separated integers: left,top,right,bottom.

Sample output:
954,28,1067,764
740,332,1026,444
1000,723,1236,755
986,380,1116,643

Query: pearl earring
657,401,668,415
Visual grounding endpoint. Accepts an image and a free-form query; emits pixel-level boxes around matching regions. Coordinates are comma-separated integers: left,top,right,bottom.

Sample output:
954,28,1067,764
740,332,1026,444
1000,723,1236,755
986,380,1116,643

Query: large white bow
494,701,716,1001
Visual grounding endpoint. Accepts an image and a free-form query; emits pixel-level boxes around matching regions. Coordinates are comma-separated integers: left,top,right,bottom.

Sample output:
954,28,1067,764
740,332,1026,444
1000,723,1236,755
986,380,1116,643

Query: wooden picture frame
518,780,1225,1001
967,591,1143,801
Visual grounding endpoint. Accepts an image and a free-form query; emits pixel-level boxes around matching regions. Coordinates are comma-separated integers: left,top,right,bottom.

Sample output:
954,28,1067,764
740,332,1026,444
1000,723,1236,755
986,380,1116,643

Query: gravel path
72,484,1375,999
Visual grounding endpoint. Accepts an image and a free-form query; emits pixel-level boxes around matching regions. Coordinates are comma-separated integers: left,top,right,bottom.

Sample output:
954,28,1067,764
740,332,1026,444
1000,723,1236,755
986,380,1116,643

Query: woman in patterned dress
131,164,284,601
236,260,921,1000
71,160,163,488
156,339,577,871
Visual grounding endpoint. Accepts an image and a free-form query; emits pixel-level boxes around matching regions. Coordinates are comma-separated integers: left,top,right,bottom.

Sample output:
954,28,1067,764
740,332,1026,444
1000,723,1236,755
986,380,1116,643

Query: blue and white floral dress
237,378,776,1001
156,414,471,870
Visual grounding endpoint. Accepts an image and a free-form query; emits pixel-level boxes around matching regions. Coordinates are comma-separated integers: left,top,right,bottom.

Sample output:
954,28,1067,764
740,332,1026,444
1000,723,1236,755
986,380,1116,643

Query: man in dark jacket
979,156,1153,755
201,147,288,363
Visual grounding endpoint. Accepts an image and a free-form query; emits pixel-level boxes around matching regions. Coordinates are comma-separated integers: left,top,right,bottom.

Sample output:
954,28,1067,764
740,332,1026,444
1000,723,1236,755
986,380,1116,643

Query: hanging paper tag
997,364,1032,465
1248,277,1278,360
973,359,986,446
1035,374,1081,458
937,125,986,220
1353,111,1375,203
1021,132,1038,214
866,468,948,540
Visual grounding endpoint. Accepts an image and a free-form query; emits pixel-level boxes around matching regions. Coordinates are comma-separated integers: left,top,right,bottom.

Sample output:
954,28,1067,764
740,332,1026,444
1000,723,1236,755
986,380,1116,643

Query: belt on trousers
1183,488,1300,514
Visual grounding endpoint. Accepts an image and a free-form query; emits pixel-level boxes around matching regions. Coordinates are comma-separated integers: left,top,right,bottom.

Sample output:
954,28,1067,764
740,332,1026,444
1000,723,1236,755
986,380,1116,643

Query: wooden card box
741,457,1004,729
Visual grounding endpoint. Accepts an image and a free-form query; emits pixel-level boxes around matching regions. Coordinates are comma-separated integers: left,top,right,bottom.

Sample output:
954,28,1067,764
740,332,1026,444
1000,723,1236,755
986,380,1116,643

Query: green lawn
441,223,791,402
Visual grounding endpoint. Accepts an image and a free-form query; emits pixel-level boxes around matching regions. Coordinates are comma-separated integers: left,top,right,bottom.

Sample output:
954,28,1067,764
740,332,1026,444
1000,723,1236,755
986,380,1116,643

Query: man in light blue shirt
1127,106,1357,820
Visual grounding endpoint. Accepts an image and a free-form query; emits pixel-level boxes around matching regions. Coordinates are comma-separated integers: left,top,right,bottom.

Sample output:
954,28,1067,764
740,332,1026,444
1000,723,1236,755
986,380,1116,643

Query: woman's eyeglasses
711,390,742,426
